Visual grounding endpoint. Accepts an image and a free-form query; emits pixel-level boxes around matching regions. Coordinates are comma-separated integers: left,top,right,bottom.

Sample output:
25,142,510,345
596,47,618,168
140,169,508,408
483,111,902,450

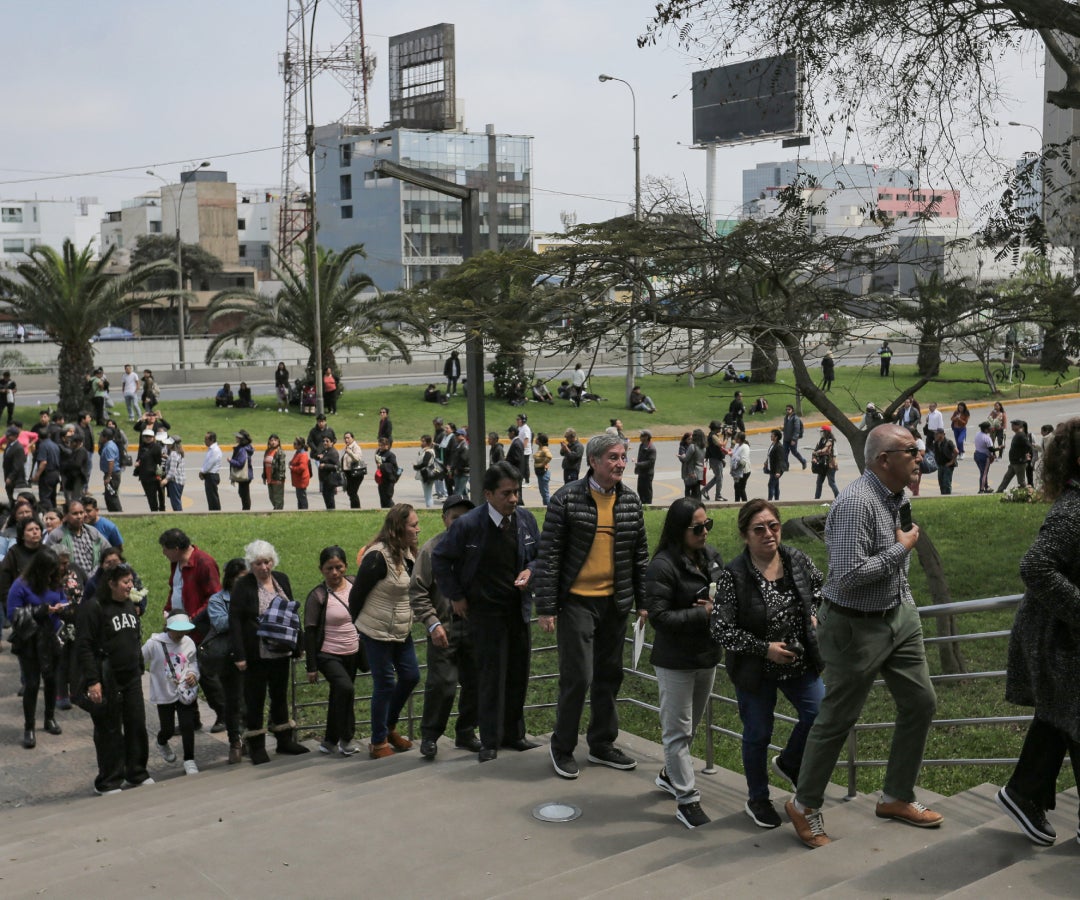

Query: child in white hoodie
142,613,201,775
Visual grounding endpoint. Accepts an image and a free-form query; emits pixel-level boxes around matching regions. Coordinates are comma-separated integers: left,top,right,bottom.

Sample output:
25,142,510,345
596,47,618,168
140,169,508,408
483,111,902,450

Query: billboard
692,54,802,146
388,23,457,131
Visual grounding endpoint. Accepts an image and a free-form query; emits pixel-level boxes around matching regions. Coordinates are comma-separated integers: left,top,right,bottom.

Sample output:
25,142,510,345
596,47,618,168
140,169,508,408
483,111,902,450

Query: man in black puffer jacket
534,432,649,780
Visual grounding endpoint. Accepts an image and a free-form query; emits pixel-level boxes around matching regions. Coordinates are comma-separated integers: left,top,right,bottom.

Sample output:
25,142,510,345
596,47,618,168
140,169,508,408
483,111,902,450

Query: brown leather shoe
228,741,243,765
785,800,832,848
369,741,394,759
387,730,413,751
875,799,943,828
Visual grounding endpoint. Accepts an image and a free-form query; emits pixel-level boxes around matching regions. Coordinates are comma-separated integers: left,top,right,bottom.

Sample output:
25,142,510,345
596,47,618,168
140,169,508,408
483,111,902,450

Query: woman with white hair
229,540,308,764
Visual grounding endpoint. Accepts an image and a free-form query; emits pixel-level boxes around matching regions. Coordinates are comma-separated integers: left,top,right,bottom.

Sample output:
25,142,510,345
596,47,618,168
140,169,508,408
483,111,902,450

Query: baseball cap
442,493,475,514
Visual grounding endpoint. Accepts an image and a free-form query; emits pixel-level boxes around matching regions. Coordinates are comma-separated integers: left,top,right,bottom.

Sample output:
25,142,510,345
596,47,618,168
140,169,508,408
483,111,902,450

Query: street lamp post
599,73,642,399
147,160,210,371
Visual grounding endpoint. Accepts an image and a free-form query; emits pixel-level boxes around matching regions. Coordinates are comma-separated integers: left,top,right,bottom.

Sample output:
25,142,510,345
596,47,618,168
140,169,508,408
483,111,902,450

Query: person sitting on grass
532,380,555,404
215,383,234,408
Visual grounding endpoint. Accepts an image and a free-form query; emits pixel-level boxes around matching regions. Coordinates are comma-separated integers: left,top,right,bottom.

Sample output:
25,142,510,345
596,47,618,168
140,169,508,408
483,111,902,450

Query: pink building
875,188,959,218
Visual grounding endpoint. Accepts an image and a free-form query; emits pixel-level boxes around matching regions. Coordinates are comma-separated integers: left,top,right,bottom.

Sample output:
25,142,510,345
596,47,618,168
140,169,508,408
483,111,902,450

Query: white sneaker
183,760,200,775
156,741,177,764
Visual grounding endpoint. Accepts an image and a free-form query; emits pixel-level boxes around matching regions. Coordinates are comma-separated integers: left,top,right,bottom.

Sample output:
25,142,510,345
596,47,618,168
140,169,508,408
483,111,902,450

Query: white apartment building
0,197,105,267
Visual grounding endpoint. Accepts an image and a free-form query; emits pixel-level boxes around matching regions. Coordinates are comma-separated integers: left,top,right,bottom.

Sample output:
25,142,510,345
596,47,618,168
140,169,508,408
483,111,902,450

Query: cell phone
899,501,913,532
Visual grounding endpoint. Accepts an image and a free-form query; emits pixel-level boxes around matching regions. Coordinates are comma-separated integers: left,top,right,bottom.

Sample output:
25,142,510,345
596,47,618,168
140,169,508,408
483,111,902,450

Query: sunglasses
687,518,714,535
883,446,920,458
751,521,782,536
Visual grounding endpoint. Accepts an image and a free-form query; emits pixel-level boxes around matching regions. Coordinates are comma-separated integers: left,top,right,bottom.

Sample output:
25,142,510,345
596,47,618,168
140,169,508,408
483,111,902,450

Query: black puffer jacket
533,474,648,616
646,545,724,670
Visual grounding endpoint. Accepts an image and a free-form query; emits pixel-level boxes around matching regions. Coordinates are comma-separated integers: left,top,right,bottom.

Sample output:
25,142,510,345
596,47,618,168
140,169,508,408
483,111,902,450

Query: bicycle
993,361,1025,384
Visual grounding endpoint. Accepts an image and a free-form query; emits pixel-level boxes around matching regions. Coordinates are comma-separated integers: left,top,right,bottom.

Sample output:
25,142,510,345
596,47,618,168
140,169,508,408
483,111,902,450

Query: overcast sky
2,0,1048,233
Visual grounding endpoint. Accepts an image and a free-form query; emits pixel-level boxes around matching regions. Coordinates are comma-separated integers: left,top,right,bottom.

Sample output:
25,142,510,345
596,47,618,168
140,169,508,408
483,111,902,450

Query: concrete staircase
0,729,1074,898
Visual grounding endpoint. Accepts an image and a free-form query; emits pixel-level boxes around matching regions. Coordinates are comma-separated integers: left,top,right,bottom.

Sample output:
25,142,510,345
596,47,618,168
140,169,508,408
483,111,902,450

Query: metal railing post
702,695,717,774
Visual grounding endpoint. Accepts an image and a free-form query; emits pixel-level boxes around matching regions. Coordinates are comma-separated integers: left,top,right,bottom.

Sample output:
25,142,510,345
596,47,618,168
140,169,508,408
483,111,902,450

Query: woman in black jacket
229,539,307,764
711,499,824,830
75,564,151,794
645,497,724,830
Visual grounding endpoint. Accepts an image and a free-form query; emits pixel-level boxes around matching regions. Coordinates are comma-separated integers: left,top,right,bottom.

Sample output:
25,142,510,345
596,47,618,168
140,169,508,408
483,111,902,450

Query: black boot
274,727,310,755
44,718,62,735
22,729,35,749
247,733,270,765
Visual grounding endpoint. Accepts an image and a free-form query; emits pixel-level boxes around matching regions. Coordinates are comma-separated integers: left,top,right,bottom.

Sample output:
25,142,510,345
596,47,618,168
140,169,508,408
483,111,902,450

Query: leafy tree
642,0,1080,164
0,240,172,417
130,234,223,285
399,248,566,400
202,244,417,383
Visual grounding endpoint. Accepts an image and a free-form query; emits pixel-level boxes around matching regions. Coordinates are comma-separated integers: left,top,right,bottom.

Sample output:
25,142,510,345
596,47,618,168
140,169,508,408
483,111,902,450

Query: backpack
919,449,938,474
256,594,301,652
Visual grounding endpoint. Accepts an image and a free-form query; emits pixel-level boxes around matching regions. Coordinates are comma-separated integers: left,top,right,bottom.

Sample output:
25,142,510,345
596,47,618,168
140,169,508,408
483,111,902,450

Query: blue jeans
362,634,420,744
937,463,954,494
166,480,183,511
814,469,838,499
784,440,806,468
536,468,551,505
767,472,782,501
974,451,991,491
736,670,824,801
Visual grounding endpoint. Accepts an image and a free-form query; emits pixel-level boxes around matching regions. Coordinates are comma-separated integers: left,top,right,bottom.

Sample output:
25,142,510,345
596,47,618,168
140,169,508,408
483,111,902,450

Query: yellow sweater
570,488,616,597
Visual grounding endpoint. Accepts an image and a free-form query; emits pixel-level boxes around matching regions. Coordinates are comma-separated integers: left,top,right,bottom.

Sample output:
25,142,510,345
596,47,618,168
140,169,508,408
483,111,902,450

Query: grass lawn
30,359,1077,450
121,494,1060,797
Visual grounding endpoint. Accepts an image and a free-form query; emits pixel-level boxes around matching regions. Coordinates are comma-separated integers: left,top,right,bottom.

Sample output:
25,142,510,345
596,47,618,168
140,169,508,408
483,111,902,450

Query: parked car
91,326,135,342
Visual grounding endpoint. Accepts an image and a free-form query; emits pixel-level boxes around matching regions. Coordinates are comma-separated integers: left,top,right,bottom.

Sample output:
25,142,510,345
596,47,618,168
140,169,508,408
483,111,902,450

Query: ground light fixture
532,802,583,823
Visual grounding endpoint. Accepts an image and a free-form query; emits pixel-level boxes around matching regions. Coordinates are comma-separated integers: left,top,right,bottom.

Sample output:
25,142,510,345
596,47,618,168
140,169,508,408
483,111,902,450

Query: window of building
239,244,247,258
340,174,352,201
237,217,247,231
1,207,23,223
341,143,353,167
262,245,270,258
149,221,162,233
260,216,268,230
3,239,25,252
341,205,353,219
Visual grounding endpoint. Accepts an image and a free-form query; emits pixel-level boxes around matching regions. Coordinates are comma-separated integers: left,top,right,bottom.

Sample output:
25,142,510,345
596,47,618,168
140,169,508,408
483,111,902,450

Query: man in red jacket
160,528,224,730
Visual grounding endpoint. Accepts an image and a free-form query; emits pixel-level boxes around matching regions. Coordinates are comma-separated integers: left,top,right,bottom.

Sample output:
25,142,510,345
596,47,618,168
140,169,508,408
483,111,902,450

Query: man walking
121,364,141,422
433,465,541,761
99,426,124,513
931,428,958,495
996,420,1033,493
786,424,941,848
200,432,222,511
32,426,62,509
534,433,649,779
634,429,656,505
782,405,807,470
410,494,482,759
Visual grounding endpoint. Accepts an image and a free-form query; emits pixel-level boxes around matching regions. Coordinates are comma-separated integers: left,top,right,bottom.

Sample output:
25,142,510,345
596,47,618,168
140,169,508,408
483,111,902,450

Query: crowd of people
2,417,1075,854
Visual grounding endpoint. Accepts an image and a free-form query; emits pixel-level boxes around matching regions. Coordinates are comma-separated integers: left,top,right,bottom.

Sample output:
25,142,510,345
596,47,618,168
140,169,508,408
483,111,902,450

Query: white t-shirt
519,422,532,457
122,371,139,397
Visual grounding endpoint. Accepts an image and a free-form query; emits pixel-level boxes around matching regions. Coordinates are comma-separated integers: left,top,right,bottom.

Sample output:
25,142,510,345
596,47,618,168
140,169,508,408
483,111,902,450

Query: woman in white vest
349,504,421,759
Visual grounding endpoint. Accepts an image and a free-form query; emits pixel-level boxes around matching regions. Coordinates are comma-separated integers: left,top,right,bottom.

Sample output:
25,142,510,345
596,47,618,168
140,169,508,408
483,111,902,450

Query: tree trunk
58,341,96,420
1040,328,1070,372
749,331,779,383
912,531,967,674
916,335,941,377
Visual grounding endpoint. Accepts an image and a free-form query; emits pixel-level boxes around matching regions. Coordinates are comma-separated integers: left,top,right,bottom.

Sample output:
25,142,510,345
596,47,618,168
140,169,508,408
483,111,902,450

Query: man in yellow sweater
534,433,650,779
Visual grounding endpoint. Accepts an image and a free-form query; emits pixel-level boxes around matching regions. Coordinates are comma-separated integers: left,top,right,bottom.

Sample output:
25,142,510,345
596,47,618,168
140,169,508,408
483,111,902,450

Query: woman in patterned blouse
711,499,825,830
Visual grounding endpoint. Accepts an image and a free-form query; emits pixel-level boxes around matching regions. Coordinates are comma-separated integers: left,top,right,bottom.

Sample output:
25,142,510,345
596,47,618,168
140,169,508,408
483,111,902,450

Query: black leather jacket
646,545,724,670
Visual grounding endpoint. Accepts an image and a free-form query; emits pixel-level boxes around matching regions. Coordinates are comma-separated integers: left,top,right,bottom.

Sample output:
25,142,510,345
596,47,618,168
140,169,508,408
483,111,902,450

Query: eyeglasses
883,446,920,458
687,519,714,535
750,521,782,536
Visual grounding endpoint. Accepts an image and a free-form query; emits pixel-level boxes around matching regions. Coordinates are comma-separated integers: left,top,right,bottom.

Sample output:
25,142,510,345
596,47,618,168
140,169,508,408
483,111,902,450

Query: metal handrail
291,594,1027,797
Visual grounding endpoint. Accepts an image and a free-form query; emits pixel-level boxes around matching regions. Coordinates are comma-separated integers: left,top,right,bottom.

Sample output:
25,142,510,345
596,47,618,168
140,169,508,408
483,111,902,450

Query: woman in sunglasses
645,498,724,830
711,499,825,830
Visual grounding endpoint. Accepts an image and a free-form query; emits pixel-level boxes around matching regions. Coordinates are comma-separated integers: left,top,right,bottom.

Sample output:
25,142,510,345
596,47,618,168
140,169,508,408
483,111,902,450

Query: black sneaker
550,744,579,779
995,785,1056,845
655,767,677,797
771,754,798,789
745,797,782,829
676,801,711,829
419,738,438,760
587,745,637,770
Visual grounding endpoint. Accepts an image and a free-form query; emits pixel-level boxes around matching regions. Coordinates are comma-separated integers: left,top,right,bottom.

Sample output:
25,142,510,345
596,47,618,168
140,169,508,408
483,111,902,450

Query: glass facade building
314,124,532,291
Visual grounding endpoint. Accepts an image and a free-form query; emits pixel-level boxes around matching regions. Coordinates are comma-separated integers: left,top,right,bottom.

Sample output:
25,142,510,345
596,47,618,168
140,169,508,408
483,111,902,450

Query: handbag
162,641,199,705
197,629,230,669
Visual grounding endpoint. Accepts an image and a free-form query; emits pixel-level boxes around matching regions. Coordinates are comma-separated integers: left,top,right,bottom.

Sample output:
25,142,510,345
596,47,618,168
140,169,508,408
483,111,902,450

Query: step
795,783,1065,898
939,825,1079,898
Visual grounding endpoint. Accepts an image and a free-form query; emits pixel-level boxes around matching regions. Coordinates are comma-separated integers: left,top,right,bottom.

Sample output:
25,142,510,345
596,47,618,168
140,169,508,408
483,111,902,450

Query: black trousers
104,472,123,512
90,668,149,792
203,473,221,511
200,650,244,743
345,473,363,508
20,645,56,729
140,476,162,511
1006,715,1080,812
377,480,395,508
420,616,479,742
317,651,358,745
157,701,197,761
243,656,291,733
469,602,530,749
321,481,337,509
236,480,251,510
551,595,627,755
636,474,653,505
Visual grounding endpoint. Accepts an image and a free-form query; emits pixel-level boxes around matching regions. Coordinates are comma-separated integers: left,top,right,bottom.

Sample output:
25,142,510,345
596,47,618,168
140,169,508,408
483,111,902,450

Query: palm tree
203,244,418,381
0,240,173,417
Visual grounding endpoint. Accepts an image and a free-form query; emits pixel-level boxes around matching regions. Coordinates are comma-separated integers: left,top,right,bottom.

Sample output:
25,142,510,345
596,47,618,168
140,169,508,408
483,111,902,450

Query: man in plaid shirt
786,424,943,848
